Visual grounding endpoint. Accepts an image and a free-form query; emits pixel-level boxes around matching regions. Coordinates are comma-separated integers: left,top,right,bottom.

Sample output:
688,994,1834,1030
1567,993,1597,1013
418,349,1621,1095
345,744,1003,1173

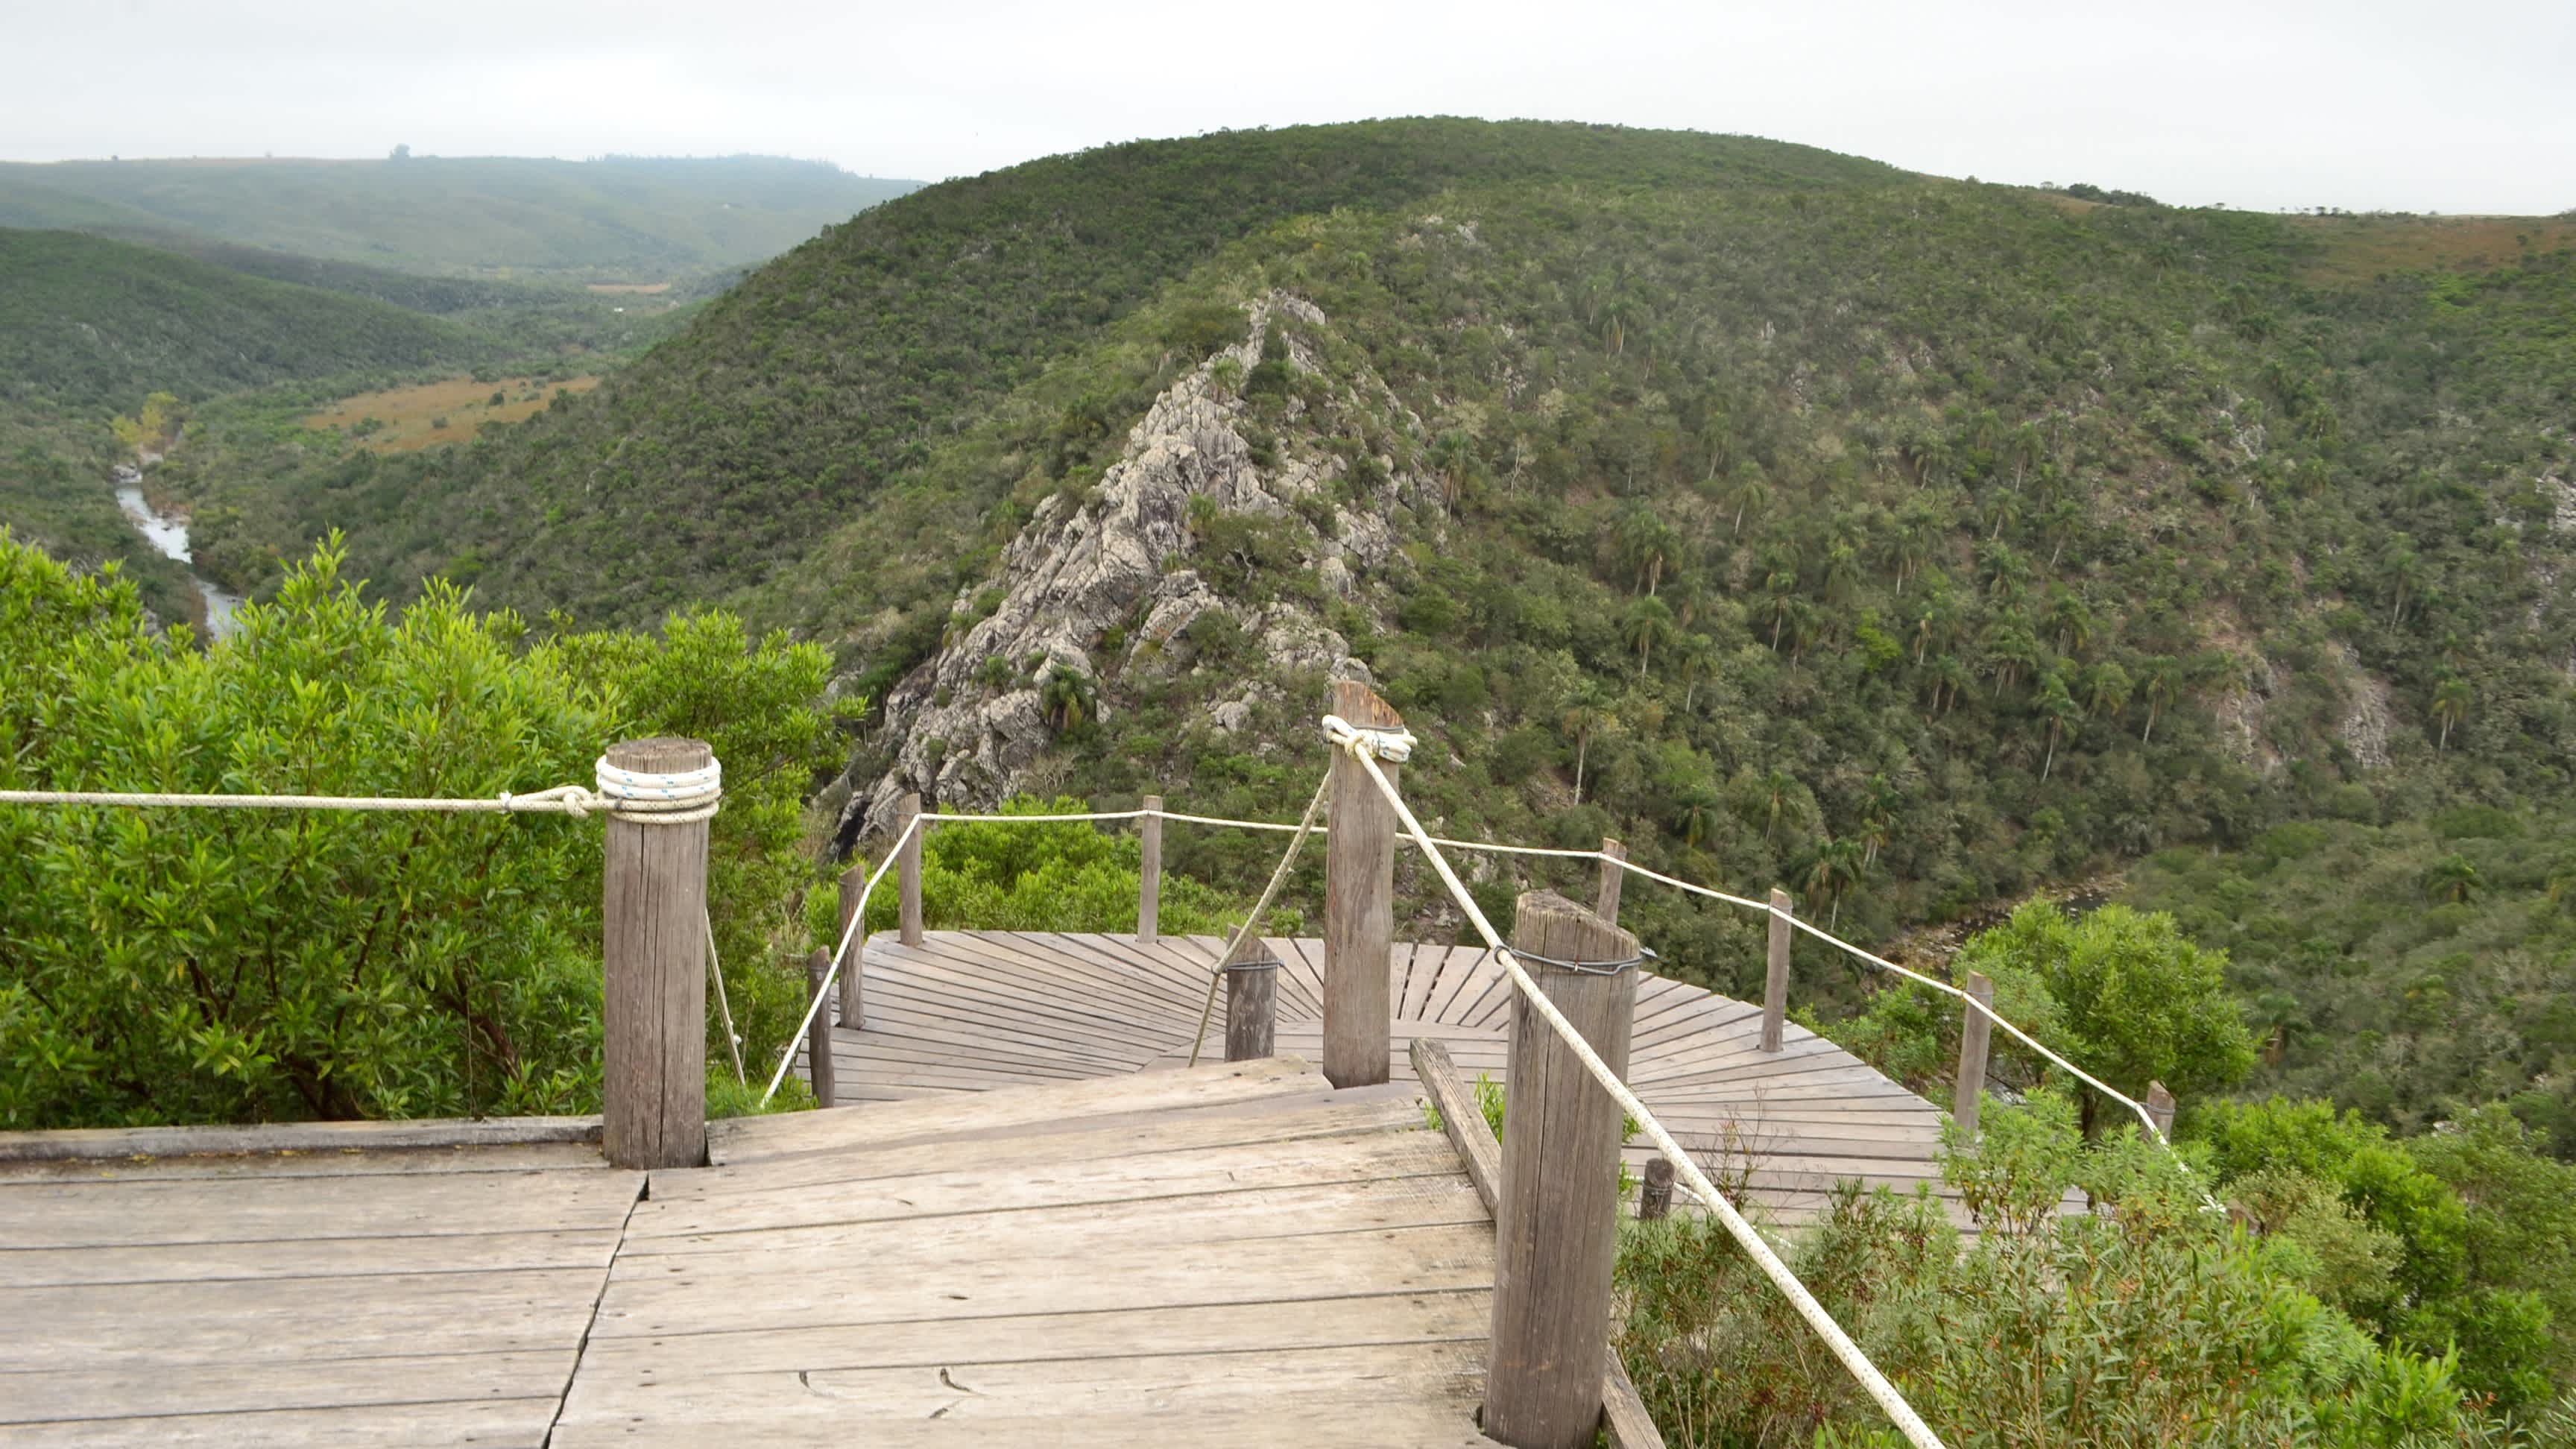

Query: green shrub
858,795,1239,936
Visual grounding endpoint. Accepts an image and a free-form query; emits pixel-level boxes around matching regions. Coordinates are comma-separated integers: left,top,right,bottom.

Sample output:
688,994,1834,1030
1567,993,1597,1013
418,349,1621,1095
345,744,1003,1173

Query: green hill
164,119,2576,1149
0,154,919,279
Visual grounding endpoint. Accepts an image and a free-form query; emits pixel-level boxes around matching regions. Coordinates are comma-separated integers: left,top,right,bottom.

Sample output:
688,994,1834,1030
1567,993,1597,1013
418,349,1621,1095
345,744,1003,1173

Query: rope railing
1317,715,1948,1449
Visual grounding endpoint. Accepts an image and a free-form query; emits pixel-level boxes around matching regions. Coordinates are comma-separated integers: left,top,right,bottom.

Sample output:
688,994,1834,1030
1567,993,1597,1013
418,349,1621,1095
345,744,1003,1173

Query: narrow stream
115,471,243,640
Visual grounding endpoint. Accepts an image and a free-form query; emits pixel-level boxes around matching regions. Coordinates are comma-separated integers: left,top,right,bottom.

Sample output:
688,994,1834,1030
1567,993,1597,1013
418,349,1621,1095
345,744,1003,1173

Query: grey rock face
836,293,1411,847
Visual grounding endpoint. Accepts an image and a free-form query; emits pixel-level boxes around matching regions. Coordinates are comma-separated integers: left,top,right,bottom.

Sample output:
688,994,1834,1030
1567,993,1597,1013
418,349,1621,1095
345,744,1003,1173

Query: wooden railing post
2145,1081,2176,1139
1489,890,1638,1448
1594,836,1626,926
1223,932,1277,1062
1760,886,1792,1054
1952,970,1995,1137
835,859,865,1029
897,790,924,948
601,736,711,1170
1639,1156,1674,1221
1137,794,1164,944
805,949,837,1108
1323,680,1401,1088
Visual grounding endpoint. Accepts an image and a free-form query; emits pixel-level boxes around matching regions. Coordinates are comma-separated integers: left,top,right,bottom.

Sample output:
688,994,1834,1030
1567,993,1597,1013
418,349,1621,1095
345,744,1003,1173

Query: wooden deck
0,1060,1501,1447
812,931,1951,1225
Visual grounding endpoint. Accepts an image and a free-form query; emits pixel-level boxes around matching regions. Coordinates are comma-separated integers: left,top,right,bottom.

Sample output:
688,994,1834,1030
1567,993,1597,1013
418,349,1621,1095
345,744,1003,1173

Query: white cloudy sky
5,0,2569,214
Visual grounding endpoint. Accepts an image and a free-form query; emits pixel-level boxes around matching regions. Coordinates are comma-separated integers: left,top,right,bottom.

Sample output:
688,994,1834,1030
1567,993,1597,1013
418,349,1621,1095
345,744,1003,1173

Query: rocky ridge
834,293,1432,847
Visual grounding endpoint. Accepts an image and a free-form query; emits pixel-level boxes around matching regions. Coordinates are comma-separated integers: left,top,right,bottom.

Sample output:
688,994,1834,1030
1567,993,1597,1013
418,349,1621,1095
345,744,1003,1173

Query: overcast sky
5,0,2569,215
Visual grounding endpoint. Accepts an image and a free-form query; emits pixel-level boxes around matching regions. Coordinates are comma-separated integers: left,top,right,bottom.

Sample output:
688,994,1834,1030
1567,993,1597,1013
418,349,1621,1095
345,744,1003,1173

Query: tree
1727,465,1770,536
2034,670,2083,782
1673,632,1719,713
1672,786,1720,849
1560,686,1611,803
1956,901,2257,1135
1038,666,1097,731
2422,853,2481,904
1802,836,1863,929
2138,655,2182,743
1621,595,1676,674
2431,675,2471,751
2081,660,2130,722
1617,506,1681,596
1761,768,1799,844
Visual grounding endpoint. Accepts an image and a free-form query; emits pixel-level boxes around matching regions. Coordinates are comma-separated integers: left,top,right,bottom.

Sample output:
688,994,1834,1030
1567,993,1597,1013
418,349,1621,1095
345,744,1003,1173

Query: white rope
705,910,745,1085
0,754,724,827
1320,714,1948,1449
761,810,923,1104
1184,775,1330,1067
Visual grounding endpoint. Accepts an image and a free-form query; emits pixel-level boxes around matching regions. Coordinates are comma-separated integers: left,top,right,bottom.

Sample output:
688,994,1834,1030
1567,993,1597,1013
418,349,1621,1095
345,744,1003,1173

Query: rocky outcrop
833,293,1418,847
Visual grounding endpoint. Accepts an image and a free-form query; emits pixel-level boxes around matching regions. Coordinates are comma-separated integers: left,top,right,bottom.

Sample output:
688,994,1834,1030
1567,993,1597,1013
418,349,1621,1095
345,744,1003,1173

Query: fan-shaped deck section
815,930,1949,1225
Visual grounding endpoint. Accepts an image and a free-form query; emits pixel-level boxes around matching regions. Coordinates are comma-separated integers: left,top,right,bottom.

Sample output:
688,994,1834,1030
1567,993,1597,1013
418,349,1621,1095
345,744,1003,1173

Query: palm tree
2083,660,2132,723
1802,836,1865,929
1983,616,2041,695
1761,768,1798,844
1038,669,1098,732
1675,633,1720,713
1931,654,1971,719
2035,672,2083,782
2423,853,2481,904
1913,586,1961,666
1729,467,1771,537
2047,589,2094,657
2138,656,2181,743
1617,508,1682,597
1673,786,1721,849
1429,430,1475,515
1561,688,1612,803
2431,676,2472,751
1622,596,1676,674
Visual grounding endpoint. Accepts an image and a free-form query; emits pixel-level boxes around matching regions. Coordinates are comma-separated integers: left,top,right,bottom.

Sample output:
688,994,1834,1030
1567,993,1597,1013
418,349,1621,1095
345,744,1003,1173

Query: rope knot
592,756,722,824
1320,713,1417,763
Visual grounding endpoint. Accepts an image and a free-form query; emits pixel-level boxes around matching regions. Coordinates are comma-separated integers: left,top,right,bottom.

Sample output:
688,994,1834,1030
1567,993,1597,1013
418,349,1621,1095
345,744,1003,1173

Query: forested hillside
0,154,918,279
150,120,2576,1156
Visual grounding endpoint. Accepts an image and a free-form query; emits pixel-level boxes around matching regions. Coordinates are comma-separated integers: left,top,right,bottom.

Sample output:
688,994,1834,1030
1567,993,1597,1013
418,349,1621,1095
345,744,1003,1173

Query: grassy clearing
302,374,600,452
2296,213,2576,283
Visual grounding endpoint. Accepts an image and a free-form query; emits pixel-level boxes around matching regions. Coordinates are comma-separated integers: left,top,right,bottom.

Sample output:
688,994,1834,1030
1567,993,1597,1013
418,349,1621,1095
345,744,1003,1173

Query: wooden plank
622,1174,1489,1269
1412,1038,1501,1214
0,1227,620,1289
590,1222,1497,1339
0,1348,576,1424
0,1169,643,1248
561,1340,1484,1425
632,1111,1447,1233
710,1055,1320,1164
0,1141,607,1184
569,1287,1494,1380
1603,1345,1667,1449
552,1400,1503,1448
0,1267,619,1363
0,1398,561,1448
0,1116,600,1165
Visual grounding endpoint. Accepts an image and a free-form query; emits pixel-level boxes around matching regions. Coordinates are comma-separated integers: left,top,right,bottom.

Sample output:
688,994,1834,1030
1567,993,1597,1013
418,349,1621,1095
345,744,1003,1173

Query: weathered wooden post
602,736,711,1171
1639,1156,1675,1221
897,790,924,949
2145,1081,2176,1139
1137,793,1164,945
805,948,837,1108
1323,680,1402,1089
1952,970,1995,1138
1594,836,1626,926
1760,886,1793,1054
1489,890,1638,1448
1223,931,1277,1062
835,859,865,1028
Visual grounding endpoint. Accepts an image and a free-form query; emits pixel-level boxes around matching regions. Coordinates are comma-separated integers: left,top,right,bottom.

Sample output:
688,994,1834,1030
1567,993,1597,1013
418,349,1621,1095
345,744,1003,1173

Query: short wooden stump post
1760,886,1793,1053
1323,680,1402,1088
835,859,865,1029
805,948,837,1108
1137,794,1164,944
1952,970,1995,1138
1594,836,1626,926
2145,1081,2177,1139
602,736,713,1171
897,790,925,948
1222,931,1277,1062
1639,1156,1675,1220
1488,890,1639,1449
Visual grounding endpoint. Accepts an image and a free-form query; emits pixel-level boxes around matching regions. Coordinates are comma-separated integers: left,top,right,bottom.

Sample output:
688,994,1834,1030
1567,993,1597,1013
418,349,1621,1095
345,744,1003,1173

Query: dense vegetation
0,154,917,279
0,534,842,1125
167,122,2576,1166
1620,1089,2576,1445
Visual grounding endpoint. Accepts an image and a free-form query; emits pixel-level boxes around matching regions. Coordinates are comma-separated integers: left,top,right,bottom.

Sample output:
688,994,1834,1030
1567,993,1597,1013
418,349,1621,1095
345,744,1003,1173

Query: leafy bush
0,534,839,1126
1617,1094,2531,1447
857,795,1240,936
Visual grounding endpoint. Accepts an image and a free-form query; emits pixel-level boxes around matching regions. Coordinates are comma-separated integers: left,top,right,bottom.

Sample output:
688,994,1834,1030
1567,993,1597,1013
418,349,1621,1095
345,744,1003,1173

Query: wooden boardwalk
0,1060,1500,1447
813,931,1951,1225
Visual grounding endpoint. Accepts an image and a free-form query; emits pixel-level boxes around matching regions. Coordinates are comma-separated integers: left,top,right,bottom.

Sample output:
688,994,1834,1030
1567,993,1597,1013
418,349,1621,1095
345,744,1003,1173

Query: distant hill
0,228,483,411
0,154,919,279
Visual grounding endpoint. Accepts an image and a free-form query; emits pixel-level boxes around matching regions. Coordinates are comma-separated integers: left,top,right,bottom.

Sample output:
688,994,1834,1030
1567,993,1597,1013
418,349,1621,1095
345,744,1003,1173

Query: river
115,473,243,640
